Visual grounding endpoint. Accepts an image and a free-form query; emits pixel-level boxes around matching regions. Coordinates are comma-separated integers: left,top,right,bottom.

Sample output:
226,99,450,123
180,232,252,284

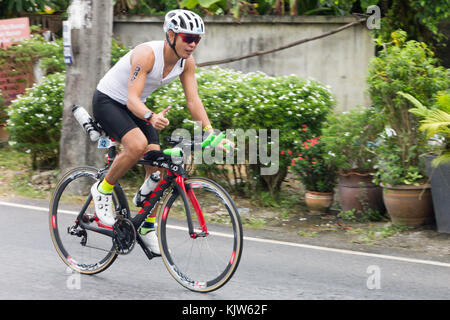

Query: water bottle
133,171,161,206
72,105,102,141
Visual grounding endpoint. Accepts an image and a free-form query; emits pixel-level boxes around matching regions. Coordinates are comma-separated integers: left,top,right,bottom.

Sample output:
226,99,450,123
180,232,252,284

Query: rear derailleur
67,224,88,246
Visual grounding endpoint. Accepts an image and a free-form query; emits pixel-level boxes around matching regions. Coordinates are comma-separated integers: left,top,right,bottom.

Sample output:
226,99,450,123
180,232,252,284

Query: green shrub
367,30,450,186
0,32,129,81
405,90,450,166
0,90,6,125
0,33,64,83
321,106,385,173
147,67,335,194
4,64,335,195
110,38,131,66
2,36,129,167
286,136,338,193
6,72,65,169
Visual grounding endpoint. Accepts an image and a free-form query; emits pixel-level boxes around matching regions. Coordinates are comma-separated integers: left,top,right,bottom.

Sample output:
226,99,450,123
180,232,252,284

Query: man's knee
122,129,148,156
146,143,161,152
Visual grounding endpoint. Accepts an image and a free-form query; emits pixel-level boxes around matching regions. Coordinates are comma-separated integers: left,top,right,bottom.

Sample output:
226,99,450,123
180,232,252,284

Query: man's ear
167,30,176,43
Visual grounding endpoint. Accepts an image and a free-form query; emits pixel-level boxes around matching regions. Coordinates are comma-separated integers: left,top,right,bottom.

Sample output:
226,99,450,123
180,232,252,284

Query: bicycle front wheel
158,177,243,292
49,166,127,275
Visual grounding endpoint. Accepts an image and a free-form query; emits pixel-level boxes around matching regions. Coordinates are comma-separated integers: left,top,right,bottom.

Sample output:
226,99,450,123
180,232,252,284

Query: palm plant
400,91,450,166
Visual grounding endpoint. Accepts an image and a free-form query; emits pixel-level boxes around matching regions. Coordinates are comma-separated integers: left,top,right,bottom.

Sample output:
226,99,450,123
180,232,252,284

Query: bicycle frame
132,158,209,238
75,144,209,244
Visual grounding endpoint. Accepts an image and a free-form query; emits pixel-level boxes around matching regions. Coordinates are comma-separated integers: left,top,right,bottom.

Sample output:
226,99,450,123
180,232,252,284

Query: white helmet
163,9,205,35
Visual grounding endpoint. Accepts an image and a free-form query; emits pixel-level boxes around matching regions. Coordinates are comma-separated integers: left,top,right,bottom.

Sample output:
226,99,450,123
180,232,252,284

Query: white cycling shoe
90,181,116,227
141,230,161,256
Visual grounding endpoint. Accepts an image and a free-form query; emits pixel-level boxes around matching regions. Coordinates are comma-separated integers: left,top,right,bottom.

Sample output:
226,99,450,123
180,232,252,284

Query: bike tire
49,166,128,275
157,177,243,292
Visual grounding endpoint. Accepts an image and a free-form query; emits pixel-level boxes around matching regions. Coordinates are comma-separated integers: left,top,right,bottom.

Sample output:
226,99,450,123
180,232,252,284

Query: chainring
112,217,136,255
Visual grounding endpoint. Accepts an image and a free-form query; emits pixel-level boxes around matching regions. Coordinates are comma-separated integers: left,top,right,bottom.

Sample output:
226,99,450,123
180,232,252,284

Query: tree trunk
59,0,113,181
290,0,298,16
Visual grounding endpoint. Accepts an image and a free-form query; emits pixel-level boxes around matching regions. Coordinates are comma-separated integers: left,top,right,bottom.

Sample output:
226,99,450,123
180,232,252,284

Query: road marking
1,200,449,268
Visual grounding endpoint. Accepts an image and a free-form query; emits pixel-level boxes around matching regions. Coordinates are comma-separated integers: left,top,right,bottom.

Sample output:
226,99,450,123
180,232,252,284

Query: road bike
49,109,243,293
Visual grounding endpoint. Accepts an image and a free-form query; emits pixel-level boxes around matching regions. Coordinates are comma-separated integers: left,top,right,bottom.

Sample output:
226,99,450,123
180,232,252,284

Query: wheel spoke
158,177,243,292
49,167,121,275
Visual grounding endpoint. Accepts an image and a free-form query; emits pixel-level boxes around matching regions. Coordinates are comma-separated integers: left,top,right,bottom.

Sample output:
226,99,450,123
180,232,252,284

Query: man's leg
102,128,148,185
92,128,147,226
139,143,164,235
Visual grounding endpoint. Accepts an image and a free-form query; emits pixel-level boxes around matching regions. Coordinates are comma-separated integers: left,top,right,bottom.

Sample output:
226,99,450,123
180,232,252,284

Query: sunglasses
178,33,201,44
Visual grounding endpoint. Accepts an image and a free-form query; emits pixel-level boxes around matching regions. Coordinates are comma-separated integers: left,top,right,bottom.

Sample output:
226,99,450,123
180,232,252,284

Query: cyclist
91,9,231,254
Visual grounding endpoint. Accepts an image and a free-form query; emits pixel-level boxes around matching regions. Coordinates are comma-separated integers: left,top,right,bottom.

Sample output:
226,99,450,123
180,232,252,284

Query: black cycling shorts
92,89,159,145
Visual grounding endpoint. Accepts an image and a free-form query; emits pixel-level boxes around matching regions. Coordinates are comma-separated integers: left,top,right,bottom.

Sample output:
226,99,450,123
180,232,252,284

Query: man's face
170,31,201,59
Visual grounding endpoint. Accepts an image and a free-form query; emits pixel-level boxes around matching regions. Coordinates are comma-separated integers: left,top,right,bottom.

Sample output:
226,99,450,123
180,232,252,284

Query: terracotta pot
305,191,334,215
338,171,385,215
382,184,434,227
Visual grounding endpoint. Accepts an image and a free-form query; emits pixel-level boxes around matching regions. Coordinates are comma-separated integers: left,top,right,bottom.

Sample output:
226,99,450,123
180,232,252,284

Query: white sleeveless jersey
96,40,184,105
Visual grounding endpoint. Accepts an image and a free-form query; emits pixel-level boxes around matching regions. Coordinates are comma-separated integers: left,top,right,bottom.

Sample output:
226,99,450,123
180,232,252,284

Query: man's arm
180,57,234,151
127,45,154,119
179,56,213,134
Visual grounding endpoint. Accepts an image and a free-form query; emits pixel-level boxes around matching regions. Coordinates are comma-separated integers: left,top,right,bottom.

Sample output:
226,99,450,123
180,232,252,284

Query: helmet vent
179,17,186,29
184,12,192,21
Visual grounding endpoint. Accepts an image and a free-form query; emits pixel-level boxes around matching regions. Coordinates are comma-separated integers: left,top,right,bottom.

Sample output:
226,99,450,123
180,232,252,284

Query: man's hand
216,138,235,154
150,107,170,130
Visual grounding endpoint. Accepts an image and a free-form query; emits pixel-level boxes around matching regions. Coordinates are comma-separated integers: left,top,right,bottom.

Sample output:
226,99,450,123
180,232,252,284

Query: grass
348,223,412,245
0,146,51,199
298,230,319,238
0,145,31,170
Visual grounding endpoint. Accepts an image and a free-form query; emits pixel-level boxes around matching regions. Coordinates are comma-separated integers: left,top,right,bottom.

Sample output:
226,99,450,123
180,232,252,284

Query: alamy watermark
66,267,81,290
366,265,381,290
366,5,381,30
171,123,280,175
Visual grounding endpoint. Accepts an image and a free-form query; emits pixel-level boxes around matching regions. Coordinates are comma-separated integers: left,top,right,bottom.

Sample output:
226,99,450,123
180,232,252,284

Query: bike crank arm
78,219,114,237
136,233,155,260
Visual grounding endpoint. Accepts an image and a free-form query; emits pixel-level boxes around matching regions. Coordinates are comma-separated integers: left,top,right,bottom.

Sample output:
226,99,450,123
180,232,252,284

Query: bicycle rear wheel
49,166,127,275
158,177,243,292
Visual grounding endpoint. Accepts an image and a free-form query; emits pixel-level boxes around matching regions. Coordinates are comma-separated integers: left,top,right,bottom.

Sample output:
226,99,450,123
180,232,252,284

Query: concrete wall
113,15,375,112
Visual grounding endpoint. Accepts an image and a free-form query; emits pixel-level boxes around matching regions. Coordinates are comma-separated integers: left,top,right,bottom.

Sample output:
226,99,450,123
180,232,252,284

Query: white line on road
1,200,449,268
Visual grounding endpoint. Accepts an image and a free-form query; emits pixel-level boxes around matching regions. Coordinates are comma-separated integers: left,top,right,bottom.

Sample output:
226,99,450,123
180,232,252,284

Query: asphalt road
0,200,449,301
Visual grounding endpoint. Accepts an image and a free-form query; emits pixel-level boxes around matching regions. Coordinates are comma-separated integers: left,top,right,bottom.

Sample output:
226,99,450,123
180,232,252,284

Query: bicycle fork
174,176,209,239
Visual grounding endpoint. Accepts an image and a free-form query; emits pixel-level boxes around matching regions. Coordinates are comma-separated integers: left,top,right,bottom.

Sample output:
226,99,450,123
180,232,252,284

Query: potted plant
286,136,337,214
401,90,450,233
403,91,450,166
321,106,385,219
367,30,449,227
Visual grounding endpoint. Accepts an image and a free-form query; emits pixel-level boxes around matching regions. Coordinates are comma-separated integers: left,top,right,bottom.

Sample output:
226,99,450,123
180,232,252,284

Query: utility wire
197,17,367,68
